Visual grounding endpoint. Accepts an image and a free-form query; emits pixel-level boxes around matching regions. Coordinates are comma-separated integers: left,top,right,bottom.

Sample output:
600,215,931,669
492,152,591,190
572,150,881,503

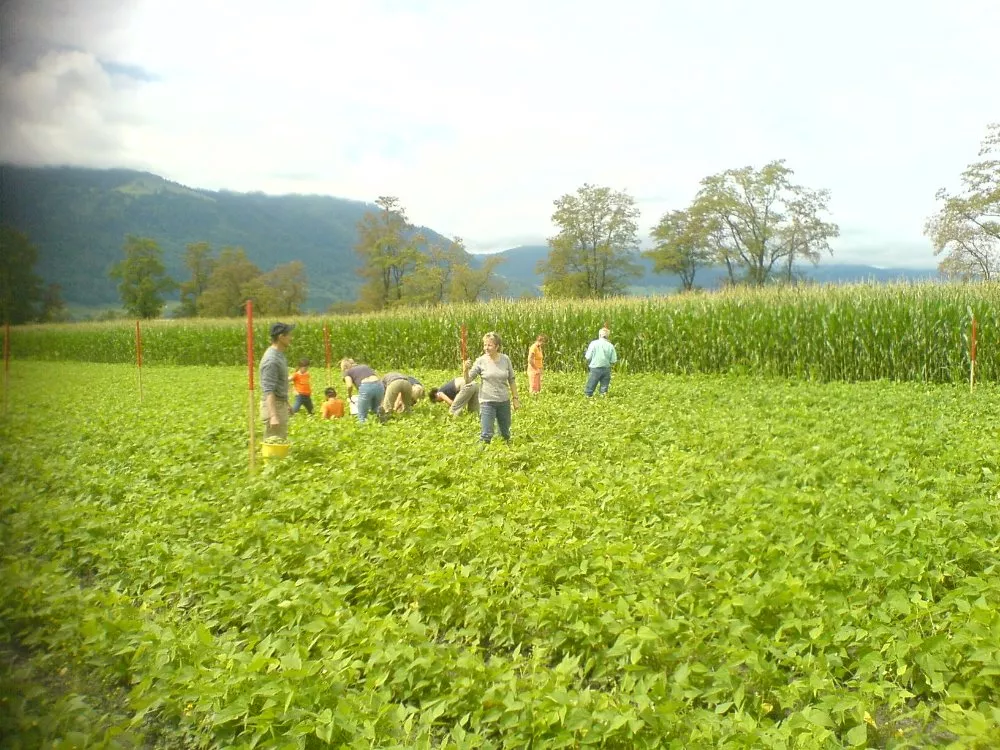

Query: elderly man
583,327,618,397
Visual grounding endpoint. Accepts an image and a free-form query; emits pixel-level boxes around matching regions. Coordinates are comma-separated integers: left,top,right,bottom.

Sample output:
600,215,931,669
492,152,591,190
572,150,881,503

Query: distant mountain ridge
0,165,942,312
0,165,451,310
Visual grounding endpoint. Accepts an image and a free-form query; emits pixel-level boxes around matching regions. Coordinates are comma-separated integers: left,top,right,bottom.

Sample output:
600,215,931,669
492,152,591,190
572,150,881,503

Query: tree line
1,122,995,322
538,122,998,297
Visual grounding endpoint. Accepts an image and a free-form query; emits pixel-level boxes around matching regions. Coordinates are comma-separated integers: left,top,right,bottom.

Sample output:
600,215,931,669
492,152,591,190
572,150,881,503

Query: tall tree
403,238,466,305
538,184,642,298
925,123,999,281
451,254,507,303
197,247,262,317
39,283,70,322
355,197,423,310
644,209,716,291
108,236,176,319
689,160,838,286
0,225,45,324
178,241,217,317
254,261,308,315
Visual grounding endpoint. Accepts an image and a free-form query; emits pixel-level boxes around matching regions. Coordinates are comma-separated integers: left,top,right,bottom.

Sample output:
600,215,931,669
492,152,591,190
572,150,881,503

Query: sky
1,0,998,267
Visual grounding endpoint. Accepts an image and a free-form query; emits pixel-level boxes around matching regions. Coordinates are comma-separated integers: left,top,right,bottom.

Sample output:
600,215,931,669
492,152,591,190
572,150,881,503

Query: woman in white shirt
464,331,520,443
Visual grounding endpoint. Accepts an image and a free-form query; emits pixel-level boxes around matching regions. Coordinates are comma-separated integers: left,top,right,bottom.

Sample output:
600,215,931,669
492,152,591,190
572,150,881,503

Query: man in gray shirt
260,322,295,440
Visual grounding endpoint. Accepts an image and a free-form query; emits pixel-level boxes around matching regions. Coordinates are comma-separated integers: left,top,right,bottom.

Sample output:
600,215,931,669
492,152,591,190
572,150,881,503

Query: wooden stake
324,323,332,387
135,320,144,404
246,300,256,474
970,315,978,392
2,321,9,417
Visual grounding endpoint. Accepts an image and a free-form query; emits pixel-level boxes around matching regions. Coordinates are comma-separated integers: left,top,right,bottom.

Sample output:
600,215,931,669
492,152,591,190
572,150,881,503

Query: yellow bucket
261,442,290,459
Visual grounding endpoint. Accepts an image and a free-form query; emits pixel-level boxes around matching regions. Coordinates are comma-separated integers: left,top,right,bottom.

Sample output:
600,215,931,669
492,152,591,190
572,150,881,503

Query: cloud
0,0,997,268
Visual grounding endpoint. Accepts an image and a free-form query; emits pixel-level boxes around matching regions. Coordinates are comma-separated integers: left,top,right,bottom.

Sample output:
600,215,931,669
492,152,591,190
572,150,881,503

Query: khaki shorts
261,398,290,440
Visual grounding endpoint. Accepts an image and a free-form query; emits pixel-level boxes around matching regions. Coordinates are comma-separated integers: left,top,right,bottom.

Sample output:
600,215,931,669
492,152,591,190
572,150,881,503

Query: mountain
479,245,940,295
0,165,451,310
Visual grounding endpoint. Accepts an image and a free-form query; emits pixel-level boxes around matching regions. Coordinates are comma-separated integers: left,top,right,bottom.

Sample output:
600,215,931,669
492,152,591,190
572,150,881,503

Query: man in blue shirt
584,327,618,397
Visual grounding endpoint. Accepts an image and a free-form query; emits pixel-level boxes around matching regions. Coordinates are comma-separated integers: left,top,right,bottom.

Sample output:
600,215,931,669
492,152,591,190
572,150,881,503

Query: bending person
429,372,480,416
340,358,387,423
381,372,426,414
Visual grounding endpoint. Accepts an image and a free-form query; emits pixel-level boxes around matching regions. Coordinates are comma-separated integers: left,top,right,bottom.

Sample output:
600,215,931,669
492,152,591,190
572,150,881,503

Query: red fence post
246,300,256,473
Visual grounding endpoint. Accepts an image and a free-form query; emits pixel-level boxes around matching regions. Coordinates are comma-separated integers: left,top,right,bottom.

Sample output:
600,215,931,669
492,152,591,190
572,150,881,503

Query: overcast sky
1,0,998,266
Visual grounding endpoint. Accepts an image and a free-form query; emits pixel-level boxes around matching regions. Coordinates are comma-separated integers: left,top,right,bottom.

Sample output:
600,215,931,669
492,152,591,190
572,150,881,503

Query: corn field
3,282,997,383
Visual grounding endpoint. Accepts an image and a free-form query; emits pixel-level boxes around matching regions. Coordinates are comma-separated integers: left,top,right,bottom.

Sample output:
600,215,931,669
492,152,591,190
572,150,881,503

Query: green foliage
538,184,643,298
108,236,176,319
926,123,1000,281
5,283,998,384
0,225,45,324
1,363,998,747
178,241,216,317
644,209,716,291
690,160,839,286
355,197,424,310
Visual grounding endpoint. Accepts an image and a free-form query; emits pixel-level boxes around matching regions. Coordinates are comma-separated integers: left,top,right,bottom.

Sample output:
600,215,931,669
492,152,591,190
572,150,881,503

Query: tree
403,239,466,305
451,254,507,303
538,184,642,298
108,236,176,319
197,247,262,317
644,209,715,291
0,226,45,324
689,161,838,286
253,261,308,315
39,283,70,322
178,241,216,317
355,197,423,310
402,237,508,305
925,123,1000,281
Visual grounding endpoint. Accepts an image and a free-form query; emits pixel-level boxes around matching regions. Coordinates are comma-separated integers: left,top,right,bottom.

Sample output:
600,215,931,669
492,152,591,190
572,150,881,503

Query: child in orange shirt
527,334,547,394
322,387,345,419
290,358,314,415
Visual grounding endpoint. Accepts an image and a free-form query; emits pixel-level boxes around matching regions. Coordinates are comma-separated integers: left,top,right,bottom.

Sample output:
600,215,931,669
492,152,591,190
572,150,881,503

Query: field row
1,363,998,747
3,282,997,383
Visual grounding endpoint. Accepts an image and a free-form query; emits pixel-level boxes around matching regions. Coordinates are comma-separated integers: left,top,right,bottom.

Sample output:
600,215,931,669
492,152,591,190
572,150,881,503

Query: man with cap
260,322,295,440
583,327,617,397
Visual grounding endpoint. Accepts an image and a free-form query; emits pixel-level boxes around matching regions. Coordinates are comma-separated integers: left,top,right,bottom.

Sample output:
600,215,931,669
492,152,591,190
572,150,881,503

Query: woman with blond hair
465,331,520,443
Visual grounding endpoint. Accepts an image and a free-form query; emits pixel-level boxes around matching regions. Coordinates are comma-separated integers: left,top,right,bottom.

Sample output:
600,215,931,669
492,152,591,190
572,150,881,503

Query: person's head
483,331,502,356
324,386,337,399
536,334,548,345
339,358,355,373
428,387,439,403
269,322,295,349
599,327,610,340
411,384,425,401
298,358,310,371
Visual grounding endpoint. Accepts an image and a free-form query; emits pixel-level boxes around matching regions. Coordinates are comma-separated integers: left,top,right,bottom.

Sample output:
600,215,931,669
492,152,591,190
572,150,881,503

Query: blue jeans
584,366,611,396
291,394,314,415
480,400,511,443
357,381,385,423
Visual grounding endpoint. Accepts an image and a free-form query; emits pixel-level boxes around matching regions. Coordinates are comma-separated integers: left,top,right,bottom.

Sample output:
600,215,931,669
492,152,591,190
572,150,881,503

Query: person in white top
464,331,520,443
